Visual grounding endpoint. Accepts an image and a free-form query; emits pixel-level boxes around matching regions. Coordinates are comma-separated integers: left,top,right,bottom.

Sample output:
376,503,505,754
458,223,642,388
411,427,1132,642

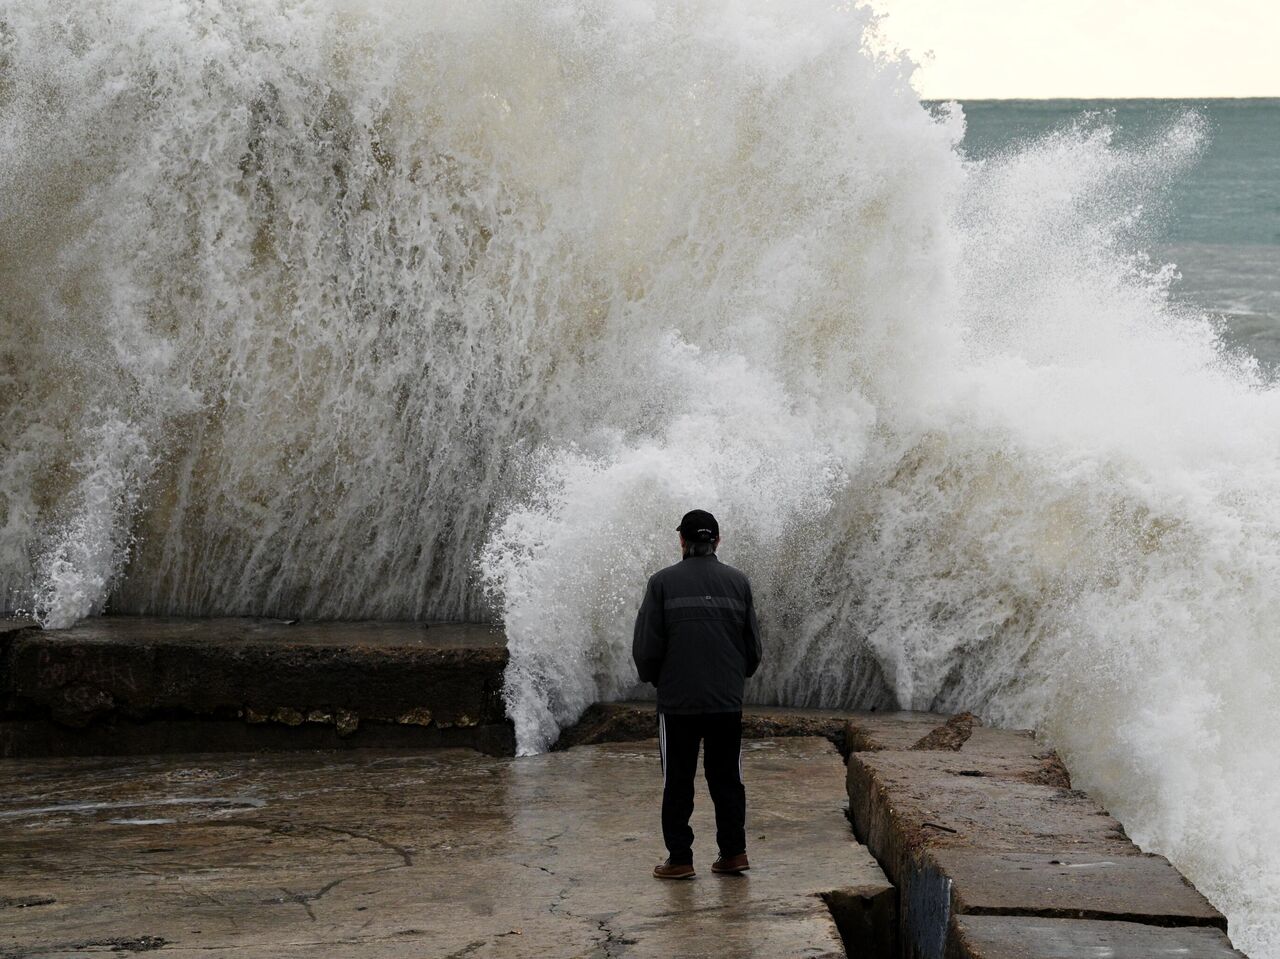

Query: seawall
0,617,512,756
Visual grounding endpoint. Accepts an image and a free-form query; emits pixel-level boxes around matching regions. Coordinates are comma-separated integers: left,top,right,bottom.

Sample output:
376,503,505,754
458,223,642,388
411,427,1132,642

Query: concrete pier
0,618,1251,958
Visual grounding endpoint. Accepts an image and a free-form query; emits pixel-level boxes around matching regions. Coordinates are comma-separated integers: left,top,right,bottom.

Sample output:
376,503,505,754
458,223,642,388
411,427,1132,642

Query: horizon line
919,94,1280,102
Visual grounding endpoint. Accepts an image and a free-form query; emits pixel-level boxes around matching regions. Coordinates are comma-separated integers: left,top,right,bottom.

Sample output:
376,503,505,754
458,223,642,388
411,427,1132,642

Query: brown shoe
712,853,750,874
653,859,696,880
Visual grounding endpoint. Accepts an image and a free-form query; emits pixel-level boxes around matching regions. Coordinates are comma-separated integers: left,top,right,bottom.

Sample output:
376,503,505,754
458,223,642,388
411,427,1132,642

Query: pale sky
867,0,1280,99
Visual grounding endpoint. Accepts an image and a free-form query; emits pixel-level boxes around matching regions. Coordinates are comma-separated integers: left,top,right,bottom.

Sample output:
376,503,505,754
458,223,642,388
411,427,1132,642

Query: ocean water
1,3,1278,954
959,99,1280,371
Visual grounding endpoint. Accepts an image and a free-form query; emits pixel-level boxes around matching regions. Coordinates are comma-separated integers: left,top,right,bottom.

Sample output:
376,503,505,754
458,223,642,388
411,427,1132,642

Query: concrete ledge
845,712,1070,786
846,749,1134,887
842,714,1237,959
554,700,858,750
1,617,510,757
845,711,969,753
945,915,1245,959
932,849,1225,929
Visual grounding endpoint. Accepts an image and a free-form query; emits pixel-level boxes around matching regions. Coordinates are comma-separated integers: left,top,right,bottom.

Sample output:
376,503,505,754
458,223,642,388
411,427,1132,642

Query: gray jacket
632,554,763,714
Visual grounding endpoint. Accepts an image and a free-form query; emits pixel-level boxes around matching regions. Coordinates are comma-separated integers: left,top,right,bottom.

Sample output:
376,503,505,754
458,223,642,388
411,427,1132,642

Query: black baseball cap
676,509,719,542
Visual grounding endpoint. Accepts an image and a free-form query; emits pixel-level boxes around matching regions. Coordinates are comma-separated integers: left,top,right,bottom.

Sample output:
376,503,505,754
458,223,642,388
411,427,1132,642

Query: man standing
632,509,763,880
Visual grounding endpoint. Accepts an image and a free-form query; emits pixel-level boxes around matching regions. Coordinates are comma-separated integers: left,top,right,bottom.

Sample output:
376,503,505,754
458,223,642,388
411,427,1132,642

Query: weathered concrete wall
0,617,512,756
844,713,1246,959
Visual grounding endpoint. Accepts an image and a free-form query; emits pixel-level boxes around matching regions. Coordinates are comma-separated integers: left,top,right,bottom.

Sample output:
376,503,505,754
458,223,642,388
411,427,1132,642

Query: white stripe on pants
659,713,667,786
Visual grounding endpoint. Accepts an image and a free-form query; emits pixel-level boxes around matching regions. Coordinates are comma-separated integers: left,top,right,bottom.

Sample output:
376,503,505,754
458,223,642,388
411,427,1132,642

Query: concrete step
1,617,511,756
947,916,1244,959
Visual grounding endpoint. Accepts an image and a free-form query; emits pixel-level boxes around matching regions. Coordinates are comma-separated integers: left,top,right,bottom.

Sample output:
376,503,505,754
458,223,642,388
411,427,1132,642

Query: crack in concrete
263,857,414,923
544,878,634,958
274,876,345,922
248,819,420,923
313,824,414,866
592,912,638,957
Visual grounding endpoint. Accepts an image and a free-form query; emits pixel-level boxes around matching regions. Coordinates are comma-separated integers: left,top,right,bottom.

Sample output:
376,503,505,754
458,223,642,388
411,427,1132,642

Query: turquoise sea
958,99,1280,372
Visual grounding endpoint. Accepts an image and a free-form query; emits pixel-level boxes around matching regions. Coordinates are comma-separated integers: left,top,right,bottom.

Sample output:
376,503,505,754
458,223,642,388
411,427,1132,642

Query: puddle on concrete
107,818,178,826
0,797,266,820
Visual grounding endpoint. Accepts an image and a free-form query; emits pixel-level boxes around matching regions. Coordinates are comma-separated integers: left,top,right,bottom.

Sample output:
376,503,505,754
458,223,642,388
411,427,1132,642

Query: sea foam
1,1,1276,951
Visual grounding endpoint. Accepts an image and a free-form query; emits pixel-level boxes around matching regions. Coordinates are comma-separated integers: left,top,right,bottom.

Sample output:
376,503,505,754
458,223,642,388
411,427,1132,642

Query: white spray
1,1,1276,952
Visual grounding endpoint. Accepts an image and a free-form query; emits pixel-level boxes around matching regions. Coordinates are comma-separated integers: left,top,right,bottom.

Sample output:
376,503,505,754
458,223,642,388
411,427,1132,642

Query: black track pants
657,711,745,866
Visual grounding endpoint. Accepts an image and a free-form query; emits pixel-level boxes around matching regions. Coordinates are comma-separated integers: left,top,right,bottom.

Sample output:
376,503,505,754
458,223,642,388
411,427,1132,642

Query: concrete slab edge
841,715,1246,959
944,915,1246,959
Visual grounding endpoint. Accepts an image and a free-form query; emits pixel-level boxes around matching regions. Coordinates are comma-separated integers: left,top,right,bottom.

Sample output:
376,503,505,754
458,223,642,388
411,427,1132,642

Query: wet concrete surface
0,737,888,958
